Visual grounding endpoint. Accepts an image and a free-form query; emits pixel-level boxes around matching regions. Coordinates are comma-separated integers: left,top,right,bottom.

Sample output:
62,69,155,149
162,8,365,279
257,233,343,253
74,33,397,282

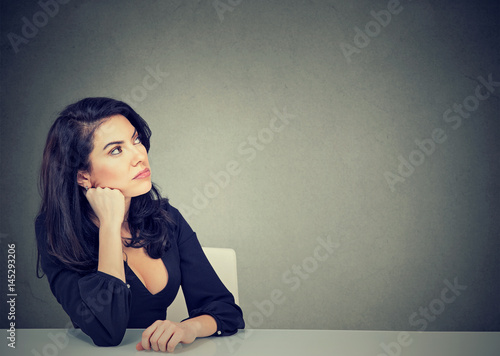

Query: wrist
181,318,202,337
99,220,122,231
181,315,217,338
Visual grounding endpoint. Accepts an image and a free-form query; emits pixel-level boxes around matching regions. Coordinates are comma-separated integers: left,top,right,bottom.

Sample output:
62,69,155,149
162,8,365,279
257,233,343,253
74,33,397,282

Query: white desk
3,328,499,355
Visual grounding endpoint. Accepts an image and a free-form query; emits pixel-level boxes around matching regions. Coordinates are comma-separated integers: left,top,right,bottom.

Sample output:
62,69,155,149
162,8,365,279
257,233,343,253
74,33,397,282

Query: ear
77,170,91,189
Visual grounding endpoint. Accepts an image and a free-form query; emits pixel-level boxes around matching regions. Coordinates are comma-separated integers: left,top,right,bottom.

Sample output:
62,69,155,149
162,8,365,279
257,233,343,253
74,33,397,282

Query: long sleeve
167,204,245,336
35,214,132,346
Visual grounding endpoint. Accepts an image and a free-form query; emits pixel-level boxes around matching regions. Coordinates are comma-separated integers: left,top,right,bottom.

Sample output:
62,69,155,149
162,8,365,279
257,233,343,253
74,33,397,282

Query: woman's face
78,114,152,198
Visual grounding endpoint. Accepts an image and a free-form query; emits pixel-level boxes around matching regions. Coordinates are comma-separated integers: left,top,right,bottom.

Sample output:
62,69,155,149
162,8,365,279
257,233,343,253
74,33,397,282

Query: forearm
97,222,125,282
181,315,218,338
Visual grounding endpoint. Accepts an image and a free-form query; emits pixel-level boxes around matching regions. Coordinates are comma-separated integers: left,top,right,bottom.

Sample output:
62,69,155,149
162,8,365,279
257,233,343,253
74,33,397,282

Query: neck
124,196,131,221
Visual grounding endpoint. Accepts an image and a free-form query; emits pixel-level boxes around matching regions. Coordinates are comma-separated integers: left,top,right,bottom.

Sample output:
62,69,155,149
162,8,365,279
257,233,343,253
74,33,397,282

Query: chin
129,181,153,197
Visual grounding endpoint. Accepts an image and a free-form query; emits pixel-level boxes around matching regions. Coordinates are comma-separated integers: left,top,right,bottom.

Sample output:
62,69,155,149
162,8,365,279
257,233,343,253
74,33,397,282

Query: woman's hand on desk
136,319,196,352
136,315,217,352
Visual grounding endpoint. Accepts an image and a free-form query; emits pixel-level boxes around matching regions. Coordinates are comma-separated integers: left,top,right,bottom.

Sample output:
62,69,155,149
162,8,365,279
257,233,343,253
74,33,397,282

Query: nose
131,145,147,166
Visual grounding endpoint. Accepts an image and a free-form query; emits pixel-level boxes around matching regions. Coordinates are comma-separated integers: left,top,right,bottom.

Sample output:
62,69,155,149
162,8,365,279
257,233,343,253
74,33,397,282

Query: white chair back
167,247,239,322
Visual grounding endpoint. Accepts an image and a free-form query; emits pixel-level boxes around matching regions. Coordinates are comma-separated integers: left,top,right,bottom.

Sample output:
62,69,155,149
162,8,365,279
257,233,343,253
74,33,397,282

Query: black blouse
35,200,244,346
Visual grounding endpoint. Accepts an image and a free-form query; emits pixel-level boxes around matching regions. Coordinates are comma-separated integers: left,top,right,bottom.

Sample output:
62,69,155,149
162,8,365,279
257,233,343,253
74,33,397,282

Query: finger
148,321,171,352
156,324,180,353
141,320,161,350
136,342,144,351
166,330,184,353
149,328,166,352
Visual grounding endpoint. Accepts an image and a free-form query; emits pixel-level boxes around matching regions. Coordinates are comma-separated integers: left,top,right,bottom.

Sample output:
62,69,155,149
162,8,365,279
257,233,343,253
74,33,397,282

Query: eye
108,136,141,156
110,146,122,155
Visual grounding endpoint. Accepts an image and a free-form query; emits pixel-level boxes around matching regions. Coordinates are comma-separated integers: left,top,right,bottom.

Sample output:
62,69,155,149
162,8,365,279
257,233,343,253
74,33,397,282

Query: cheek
92,164,126,185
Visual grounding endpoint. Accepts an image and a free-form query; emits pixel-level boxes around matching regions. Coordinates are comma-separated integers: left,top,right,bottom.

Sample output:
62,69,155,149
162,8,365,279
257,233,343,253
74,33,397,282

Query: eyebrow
102,128,137,151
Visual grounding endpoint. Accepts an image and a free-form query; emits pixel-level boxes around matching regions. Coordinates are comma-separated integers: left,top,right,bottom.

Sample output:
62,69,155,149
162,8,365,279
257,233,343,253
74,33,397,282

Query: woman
35,97,244,352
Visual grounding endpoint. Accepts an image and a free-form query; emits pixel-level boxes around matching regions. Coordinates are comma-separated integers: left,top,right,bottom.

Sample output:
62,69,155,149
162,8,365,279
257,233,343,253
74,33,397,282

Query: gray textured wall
1,0,499,331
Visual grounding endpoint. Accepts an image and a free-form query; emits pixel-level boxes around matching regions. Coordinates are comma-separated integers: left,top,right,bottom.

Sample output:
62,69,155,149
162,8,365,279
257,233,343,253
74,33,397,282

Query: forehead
93,115,134,141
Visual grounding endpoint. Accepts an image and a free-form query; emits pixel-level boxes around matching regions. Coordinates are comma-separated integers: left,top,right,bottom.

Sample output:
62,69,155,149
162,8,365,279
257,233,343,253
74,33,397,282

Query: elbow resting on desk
88,328,126,347
74,320,127,347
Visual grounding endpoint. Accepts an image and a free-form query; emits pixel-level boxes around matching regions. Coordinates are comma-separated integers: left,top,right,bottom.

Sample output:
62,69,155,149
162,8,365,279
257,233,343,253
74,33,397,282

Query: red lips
133,168,150,179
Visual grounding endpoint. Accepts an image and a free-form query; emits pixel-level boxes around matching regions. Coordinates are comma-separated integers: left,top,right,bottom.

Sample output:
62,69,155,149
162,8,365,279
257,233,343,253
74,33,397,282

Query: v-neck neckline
124,257,169,296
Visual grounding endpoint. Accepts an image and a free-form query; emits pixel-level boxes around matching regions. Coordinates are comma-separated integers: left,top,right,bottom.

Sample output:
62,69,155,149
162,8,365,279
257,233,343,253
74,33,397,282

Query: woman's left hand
136,320,197,353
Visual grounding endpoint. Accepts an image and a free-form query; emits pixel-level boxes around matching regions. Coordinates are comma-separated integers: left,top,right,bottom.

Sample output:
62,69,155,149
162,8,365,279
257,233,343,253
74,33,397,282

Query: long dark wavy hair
36,97,173,275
